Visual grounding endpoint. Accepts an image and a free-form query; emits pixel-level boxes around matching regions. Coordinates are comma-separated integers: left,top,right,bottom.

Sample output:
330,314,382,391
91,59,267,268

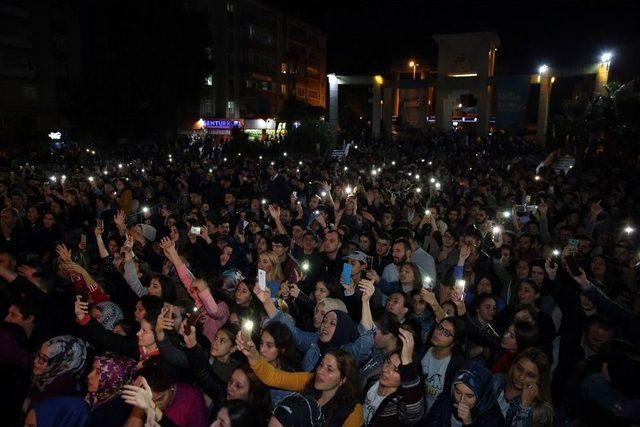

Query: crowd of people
1,131,639,427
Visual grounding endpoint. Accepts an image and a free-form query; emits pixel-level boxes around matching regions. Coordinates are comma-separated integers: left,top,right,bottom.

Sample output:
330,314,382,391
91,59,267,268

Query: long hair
509,347,554,426
400,261,422,292
260,251,284,282
221,399,262,427
233,363,270,414
304,350,360,423
261,321,301,371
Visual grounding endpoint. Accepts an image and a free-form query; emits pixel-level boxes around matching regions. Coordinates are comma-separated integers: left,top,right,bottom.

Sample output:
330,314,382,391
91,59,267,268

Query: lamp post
409,60,418,80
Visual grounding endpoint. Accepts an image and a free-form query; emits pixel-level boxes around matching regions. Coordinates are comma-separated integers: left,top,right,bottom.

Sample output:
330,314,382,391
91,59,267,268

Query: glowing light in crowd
538,64,549,74
425,209,431,215
435,182,441,189
624,226,635,235
534,175,541,181
118,163,123,169
88,176,94,182
345,186,353,195
492,225,502,235
502,210,511,218
321,191,327,197
600,52,613,63
344,166,348,171
415,187,422,193
430,177,436,183
49,175,56,182
552,249,561,257
142,207,149,214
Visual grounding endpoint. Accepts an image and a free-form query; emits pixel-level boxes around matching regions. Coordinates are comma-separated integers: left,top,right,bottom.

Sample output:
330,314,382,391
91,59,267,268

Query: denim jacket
269,309,375,372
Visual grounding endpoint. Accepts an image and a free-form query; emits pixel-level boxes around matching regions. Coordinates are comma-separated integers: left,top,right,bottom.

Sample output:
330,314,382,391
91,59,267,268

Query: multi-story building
198,0,326,122
0,0,82,143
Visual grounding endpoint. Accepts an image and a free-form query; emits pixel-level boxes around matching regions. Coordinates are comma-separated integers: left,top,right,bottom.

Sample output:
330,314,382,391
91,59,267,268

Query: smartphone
422,276,434,291
183,306,204,334
341,263,353,287
258,269,267,291
454,279,466,298
190,226,201,235
97,218,104,230
80,234,87,244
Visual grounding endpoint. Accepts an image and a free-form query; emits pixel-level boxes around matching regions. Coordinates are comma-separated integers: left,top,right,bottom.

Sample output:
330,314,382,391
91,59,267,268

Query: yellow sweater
250,357,364,427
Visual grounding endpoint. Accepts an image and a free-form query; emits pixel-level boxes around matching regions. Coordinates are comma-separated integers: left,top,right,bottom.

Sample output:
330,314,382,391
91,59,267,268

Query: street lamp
409,60,418,80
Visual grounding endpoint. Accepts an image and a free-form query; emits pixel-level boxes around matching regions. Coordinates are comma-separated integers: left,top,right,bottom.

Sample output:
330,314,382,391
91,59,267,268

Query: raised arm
94,221,109,259
236,332,312,392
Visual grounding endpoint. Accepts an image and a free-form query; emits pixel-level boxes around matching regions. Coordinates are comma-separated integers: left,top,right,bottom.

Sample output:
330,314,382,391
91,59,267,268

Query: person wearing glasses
26,335,88,410
420,317,467,412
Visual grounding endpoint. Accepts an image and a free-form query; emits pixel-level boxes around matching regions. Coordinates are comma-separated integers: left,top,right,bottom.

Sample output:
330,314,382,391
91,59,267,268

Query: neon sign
203,119,243,129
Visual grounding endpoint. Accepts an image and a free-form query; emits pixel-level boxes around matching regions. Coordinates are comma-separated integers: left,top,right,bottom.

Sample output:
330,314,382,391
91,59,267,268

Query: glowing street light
408,60,418,80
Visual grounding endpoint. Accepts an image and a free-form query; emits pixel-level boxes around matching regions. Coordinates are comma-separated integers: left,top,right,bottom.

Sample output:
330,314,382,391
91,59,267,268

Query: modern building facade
197,0,326,123
0,0,82,143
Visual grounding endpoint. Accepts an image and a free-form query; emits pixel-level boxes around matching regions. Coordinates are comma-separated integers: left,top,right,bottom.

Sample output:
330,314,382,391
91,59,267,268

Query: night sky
278,0,640,79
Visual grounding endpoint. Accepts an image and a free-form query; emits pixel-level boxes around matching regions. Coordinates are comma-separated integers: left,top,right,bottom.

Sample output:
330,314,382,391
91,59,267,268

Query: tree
552,80,640,165
276,97,331,154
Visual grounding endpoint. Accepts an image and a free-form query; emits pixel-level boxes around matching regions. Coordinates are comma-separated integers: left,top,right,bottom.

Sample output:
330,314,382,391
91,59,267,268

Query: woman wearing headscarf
26,335,88,409
85,355,137,426
91,301,124,332
426,361,504,427
256,282,375,372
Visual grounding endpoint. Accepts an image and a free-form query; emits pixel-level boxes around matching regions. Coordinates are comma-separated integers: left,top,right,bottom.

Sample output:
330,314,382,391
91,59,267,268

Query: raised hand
569,267,588,286
544,257,558,280
359,278,375,302
18,265,38,282
253,284,271,304
399,328,415,365
121,377,154,410
458,244,471,265
113,210,126,228
235,331,259,363
288,282,301,299
191,279,208,294
268,204,281,220
74,295,89,321
178,320,197,349
56,244,73,264
155,306,174,341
